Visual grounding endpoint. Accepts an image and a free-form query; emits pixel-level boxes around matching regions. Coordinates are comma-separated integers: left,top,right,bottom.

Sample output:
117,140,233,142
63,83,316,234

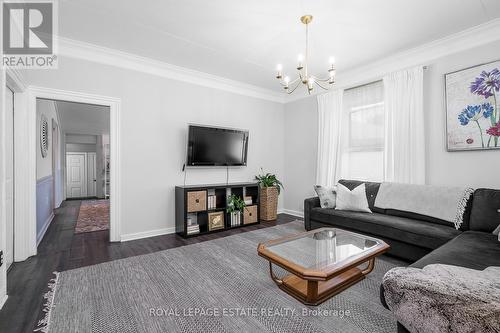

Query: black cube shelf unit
175,182,260,237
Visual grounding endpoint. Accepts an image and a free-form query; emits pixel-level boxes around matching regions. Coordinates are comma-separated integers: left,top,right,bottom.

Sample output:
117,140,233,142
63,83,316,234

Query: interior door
87,152,97,196
5,87,14,270
66,153,87,198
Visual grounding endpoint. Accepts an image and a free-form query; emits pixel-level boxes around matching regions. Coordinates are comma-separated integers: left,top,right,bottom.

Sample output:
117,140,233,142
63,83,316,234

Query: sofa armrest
304,197,320,230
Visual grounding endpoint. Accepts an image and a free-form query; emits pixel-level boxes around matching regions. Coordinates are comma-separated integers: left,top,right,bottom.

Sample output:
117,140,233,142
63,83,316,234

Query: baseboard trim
37,212,55,246
0,295,8,310
121,227,176,242
282,209,304,218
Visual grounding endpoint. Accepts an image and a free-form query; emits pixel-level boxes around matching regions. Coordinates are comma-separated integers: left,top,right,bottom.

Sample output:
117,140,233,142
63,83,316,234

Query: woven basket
260,186,278,221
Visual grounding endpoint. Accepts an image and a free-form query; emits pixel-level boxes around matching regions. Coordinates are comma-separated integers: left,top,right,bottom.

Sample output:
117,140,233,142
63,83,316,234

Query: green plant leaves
254,169,284,194
226,194,246,213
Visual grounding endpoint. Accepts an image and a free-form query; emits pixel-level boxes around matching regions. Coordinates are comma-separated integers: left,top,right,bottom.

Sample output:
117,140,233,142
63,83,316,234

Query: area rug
38,221,407,333
75,200,110,234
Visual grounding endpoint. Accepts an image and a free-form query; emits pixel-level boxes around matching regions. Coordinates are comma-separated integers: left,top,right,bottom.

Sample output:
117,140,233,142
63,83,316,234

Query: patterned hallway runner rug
75,199,110,234
38,220,407,333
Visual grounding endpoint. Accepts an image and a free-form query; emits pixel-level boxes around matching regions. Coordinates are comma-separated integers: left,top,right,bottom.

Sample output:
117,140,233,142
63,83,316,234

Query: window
340,81,385,182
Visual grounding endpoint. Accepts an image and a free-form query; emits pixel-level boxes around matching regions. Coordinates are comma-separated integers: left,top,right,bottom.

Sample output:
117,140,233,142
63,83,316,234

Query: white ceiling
58,0,500,92
56,100,110,135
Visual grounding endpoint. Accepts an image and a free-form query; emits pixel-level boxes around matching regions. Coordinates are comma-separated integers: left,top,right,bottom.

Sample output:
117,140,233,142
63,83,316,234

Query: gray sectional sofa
304,179,500,333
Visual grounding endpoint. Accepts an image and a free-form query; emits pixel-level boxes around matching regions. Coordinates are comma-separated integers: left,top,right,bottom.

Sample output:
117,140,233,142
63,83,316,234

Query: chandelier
275,15,336,95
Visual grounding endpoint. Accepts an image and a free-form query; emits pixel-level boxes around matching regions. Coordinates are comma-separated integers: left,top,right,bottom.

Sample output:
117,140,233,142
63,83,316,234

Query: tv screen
187,125,249,166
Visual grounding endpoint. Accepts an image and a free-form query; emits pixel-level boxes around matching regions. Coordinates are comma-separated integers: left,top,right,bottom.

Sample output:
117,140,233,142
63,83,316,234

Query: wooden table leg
306,280,318,304
361,258,375,275
269,262,283,285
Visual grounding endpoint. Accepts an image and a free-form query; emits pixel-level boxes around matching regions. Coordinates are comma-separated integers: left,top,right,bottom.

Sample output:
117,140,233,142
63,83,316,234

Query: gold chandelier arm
279,76,300,87
310,75,332,83
278,76,300,87
314,80,331,91
286,80,302,94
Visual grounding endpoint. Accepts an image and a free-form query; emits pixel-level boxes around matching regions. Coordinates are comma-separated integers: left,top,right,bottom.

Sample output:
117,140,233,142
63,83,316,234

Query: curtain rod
344,65,428,92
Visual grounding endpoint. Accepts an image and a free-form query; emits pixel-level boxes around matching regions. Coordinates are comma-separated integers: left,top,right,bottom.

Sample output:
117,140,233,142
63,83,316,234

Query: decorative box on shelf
244,205,258,225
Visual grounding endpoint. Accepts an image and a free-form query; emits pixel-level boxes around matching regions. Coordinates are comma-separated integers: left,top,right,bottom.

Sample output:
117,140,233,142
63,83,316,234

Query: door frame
15,86,121,261
66,152,88,198
4,86,15,271
1,69,26,308
87,152,97,197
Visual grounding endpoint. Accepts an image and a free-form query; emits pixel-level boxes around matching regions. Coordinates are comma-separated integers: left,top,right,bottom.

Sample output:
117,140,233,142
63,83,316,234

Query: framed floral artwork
445,60,500,151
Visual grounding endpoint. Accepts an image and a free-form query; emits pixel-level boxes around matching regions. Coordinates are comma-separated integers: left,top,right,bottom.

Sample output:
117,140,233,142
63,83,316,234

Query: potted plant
226,194,246,227
255,169,284,221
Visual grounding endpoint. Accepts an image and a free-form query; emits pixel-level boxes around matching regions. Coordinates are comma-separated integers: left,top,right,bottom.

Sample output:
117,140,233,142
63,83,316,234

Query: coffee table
257,228,390,305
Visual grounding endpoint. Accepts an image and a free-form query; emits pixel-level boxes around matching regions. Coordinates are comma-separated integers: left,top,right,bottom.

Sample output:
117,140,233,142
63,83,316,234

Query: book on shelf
207,195,217,209
187,224,200,235
230,212,241,227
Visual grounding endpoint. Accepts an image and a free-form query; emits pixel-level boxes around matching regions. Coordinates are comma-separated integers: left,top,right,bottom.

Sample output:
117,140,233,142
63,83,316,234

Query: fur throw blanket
383,264,500,333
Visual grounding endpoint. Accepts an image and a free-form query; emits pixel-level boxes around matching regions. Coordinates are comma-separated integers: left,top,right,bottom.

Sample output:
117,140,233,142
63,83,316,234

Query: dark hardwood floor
0,200,300,333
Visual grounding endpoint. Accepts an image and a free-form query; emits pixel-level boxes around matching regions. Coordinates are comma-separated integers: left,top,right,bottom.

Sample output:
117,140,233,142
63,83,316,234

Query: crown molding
6,68,27,91
285,18,500,103
58,37,285,104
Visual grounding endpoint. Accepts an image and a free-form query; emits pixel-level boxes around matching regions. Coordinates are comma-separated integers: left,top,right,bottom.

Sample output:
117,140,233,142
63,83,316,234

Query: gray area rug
40,221,407,333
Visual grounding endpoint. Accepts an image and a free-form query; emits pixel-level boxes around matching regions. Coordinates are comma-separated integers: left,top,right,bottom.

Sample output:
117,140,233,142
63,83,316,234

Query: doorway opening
36,98,111,242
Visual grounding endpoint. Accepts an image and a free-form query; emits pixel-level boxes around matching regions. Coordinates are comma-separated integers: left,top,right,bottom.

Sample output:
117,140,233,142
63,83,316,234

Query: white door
5,87,14,269
66,153,87,198
87,152,97,196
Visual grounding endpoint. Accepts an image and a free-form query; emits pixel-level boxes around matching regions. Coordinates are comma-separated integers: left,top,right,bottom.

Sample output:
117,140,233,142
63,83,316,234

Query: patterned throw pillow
314,185,337,208
335,183,372,213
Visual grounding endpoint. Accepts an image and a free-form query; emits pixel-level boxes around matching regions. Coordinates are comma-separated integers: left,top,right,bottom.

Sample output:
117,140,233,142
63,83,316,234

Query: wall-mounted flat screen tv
186,125,249,166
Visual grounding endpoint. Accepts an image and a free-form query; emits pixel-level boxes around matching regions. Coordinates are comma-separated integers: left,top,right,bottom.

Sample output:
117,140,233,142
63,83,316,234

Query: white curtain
383,66,425,184
340,81,385,182
316,89,344,186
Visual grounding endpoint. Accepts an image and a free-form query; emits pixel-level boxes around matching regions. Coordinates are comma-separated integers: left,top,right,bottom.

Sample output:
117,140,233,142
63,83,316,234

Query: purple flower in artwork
470,68,500,98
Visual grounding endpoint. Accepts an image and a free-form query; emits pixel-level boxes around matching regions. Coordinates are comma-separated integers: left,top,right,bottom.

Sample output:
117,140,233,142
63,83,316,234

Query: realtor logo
2,0,58,68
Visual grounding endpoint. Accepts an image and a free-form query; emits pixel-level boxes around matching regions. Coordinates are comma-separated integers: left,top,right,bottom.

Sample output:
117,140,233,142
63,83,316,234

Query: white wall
23,56,285,238
66,143,97,152
283,97,318,215
66,134,97,144
284,40,500,214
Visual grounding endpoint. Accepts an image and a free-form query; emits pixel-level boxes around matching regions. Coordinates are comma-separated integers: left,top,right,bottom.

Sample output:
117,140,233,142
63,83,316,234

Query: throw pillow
314,185,337,208
335,183,372,213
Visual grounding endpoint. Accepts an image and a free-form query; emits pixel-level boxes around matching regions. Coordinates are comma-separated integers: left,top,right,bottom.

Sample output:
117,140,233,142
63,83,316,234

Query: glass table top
265,228,381,271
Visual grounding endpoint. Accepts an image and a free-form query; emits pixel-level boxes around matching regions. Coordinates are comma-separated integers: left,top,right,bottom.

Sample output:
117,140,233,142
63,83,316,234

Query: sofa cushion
335,183,371,213
310,208,461,249
469,188,500,232
338,179,383,213
411,231,500,270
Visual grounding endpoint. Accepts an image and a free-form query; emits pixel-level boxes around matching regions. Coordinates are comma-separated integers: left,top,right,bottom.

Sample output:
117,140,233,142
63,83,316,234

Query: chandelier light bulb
276,64,283,79
284,76,290,89
297,54,304,70
329,56,335,65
